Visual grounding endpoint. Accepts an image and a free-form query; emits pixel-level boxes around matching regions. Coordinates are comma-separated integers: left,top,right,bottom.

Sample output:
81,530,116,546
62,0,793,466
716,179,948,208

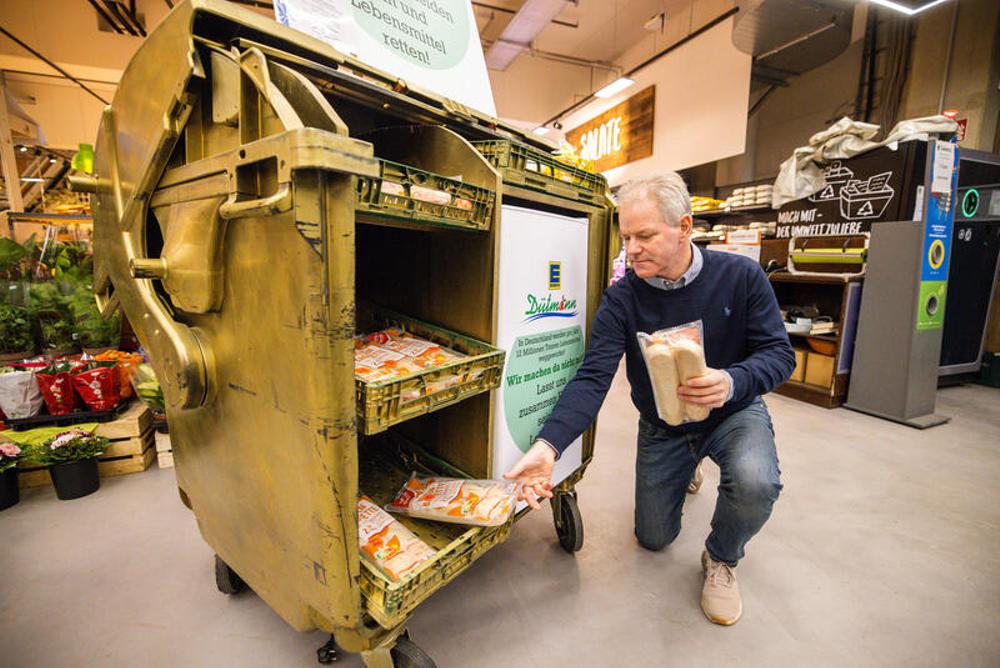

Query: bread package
358,496,437,581
638,321,712,426
385,473,519,527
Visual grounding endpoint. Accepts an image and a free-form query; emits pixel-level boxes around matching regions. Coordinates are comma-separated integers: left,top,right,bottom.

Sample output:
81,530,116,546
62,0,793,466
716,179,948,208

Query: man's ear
678,213,693,241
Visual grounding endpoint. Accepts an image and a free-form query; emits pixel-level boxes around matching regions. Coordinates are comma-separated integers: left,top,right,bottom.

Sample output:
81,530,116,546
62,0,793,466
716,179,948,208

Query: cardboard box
790,348,807,382
805,351,836,388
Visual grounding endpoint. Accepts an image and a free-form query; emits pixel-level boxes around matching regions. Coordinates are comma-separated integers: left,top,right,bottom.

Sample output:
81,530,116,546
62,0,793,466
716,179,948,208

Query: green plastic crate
355,309,505,435
358,434,513,629
356,159,495,231
471,139,607,203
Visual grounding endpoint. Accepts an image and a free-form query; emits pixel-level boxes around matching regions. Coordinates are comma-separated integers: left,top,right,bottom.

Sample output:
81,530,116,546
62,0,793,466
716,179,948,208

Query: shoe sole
701,601,742,626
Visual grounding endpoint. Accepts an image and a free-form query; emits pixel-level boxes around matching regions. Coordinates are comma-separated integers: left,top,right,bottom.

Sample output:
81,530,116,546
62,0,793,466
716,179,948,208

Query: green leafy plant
28,281,77,351
69,285,121,348
31,429,109,466
0,442,24,473
0,235,37,280
0,302,35,353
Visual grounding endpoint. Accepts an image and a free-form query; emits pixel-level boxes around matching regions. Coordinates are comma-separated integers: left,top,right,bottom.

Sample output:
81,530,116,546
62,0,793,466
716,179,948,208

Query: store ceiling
475,0,698,68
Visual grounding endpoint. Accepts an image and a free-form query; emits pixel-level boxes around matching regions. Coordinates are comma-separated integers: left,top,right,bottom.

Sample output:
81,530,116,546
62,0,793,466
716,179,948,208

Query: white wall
559,16,750,186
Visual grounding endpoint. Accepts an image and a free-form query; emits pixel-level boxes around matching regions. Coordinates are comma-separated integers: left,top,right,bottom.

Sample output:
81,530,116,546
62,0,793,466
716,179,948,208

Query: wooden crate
17,401,156,489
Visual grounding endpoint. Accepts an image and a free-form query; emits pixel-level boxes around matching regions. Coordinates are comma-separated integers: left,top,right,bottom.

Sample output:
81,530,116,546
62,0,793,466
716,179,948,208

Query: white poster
273,0,496,117
492,205,588,497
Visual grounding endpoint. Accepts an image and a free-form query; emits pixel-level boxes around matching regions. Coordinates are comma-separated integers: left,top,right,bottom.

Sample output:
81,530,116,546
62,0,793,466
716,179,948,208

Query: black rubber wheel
316,635,338,664
391,637,437,668
555,493,584,553
214,554,246,595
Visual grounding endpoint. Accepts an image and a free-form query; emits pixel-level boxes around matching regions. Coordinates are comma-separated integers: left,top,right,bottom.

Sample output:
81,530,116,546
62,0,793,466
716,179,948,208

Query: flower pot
0,349,35,365
0,468,19,510
48,458,100,500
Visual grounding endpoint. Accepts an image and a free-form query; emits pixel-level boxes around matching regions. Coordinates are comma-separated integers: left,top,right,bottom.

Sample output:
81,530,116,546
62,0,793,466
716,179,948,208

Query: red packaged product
35,360,82,415
71,361,121,412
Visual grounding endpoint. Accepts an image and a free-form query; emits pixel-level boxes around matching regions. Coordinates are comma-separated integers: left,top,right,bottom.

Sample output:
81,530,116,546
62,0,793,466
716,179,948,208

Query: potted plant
0,441,24,510
28,281,79,357
32,429,109,500
0,301,36,364
70,285,122,355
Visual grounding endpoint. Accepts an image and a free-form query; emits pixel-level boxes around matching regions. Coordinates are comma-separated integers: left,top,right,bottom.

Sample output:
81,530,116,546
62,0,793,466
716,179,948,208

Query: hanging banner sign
565,86,655,173
492,205,588,501
273,0,496,116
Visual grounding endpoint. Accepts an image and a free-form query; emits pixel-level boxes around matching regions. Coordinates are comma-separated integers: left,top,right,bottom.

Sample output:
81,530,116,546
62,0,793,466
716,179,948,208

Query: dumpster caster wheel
214,555,246,595
316,635,338,664
391,637,436,668
554,493,584,553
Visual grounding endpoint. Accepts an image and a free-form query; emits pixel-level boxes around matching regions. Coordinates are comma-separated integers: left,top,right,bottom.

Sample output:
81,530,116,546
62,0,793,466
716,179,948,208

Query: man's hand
677,368,731,408
503,441,556,510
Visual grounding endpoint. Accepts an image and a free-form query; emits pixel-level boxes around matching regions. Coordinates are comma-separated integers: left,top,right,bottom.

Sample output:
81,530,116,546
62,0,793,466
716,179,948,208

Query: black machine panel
940,148,1000,375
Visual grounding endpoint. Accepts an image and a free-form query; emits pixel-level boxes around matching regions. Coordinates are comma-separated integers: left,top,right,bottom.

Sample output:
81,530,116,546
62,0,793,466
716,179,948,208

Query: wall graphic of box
840,172,895,220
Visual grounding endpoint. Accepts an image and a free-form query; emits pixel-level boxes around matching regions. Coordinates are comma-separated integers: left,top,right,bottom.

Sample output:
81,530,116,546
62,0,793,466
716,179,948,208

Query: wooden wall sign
565,86,655,173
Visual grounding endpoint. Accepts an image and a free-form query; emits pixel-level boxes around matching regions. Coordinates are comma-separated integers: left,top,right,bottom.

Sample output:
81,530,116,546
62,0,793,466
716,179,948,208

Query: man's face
619,196,691,279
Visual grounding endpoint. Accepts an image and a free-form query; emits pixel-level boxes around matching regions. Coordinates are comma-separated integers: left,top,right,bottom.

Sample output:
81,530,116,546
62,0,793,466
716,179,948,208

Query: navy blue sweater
537,249,796,454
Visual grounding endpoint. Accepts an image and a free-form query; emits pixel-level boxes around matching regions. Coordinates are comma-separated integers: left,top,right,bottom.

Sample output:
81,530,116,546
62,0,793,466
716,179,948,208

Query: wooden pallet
16,401,156,488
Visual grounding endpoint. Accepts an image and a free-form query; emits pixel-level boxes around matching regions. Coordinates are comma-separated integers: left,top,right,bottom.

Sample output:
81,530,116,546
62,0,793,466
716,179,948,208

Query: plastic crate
356,310,505,435
359,434,513,628
471,140,606,203
356,159,495,231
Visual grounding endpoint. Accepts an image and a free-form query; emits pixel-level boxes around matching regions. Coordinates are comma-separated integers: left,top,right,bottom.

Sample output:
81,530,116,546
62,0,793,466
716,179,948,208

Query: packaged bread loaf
385,473,519,527
638,321,711,426
358,496,437,581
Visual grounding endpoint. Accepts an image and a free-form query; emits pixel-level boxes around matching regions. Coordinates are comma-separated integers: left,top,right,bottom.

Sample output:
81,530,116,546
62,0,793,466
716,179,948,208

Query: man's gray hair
616,171,692,227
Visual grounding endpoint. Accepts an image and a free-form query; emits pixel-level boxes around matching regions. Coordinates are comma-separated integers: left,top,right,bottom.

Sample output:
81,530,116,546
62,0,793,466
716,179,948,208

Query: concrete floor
2,367,999,668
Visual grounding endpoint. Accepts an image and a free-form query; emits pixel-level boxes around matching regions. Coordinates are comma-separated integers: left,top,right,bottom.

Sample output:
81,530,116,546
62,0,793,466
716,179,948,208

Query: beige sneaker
687,462,705,494
701,550,742,625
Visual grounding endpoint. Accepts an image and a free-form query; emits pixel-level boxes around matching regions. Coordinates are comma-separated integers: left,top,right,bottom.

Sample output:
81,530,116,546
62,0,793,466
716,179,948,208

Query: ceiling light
49,158,58,164
18,146,28,152
594,77,635,99
533,126,551,136
867,0,951,15
21,177,45,182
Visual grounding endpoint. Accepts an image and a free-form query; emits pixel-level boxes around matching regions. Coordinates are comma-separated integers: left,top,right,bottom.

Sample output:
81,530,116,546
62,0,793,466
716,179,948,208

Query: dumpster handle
219,183,292,220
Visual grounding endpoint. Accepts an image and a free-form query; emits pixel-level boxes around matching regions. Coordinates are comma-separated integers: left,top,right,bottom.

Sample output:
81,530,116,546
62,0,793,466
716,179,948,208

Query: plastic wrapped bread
638,321,712,426
358,496,437,581
354,327,466,401
385,473,519,527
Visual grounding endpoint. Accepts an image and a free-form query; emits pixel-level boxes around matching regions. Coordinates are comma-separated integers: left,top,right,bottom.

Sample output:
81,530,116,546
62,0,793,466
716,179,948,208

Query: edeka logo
352,0,469,70
523,293,578,323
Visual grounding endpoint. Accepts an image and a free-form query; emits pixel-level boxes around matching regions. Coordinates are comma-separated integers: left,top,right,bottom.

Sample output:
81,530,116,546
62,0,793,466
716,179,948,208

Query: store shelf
693,205,773,218
769,271,862,285
786,331,838,342
772,378,843,408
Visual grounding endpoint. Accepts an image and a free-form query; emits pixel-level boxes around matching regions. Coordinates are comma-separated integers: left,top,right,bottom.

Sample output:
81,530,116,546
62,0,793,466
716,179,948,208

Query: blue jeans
634,399,782,566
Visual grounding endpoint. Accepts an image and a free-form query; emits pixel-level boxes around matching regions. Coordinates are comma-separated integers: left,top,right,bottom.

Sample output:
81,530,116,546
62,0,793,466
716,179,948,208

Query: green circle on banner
352,0,469,70
962,188,980,218
503,326,585,453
